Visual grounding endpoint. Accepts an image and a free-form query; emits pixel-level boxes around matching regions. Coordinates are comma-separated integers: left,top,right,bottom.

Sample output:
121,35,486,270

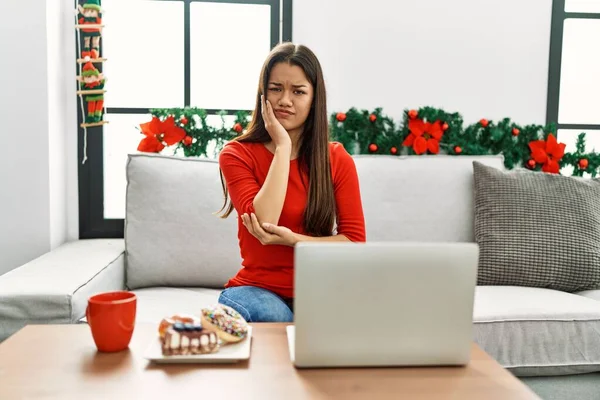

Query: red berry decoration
527,159,536,168
579,158,589,169
336,112,347,122
390,147,398,155
233,123,243,133
512,128,520,136
454,146,462,154
369,143,378,153
180,116,189,125
369,114,377,122
442,122,449,131
480,119,489,128
183,136,193,146
408,109,418,119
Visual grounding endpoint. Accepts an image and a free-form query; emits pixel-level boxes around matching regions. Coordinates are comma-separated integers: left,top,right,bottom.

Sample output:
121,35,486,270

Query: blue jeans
218,286,294,323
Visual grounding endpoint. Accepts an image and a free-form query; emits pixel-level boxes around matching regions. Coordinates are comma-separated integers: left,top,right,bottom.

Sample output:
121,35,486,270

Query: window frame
546,0,600,130
77,0,293,239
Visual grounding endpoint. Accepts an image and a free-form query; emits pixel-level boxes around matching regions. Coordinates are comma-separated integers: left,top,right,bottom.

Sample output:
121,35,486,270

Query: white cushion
0,239,125,341
577,290,600,302
354,155,505,242
125,154,241,290
131,287,222,324
473,286,600,376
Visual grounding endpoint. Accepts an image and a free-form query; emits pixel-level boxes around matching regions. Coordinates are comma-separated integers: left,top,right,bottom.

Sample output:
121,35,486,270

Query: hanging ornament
183,136,193,146
408,109,418,119
454,146,462,154
79,62,105,123
480,119,489,128
180,116,188,125
512,128,520,136
579,158,589,170
233,123,243,133
368,143,378,153
442,122,449,131
390,147,398,155
369,114,377,122
527,159,536,169
78,0,103,60
336,112,347,122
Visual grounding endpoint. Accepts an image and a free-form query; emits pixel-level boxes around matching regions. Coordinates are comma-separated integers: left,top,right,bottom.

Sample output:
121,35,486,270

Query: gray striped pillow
473,161,600,292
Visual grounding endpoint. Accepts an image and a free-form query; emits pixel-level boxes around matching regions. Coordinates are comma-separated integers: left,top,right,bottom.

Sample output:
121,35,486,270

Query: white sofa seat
577,289,600,302
131,287,222,324
473,286,600,376
0,239,126,341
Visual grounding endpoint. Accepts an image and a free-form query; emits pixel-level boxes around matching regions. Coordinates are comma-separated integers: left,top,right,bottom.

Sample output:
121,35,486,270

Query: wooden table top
0,323,540,400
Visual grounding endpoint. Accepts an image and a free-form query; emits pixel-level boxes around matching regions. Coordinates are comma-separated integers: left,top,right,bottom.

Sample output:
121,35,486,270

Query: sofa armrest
0,239,125,341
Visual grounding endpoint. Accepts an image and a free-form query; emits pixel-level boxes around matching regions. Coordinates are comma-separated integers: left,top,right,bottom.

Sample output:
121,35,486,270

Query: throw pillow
473,161,600,292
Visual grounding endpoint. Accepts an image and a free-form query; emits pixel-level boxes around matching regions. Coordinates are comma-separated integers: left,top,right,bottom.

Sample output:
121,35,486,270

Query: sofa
1,152,599,400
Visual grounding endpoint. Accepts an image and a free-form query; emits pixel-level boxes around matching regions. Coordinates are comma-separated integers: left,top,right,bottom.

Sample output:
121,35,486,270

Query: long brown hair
218,43,336,237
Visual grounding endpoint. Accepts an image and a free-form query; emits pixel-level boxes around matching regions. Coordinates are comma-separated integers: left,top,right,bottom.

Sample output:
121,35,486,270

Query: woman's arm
293,233,350,243
252,144,291,225
329,143,366,242
219,141,291,226
243,143,366,246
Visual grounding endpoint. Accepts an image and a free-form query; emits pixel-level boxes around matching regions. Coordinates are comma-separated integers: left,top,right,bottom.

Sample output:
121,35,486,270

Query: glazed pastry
161,322,219,356
158,314,200,339
201,304,249,344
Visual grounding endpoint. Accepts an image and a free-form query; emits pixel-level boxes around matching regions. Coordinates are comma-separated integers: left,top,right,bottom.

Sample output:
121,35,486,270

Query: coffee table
0,323,540,399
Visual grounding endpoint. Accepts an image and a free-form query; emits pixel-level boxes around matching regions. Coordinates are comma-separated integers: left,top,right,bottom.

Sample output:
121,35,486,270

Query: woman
217,43,366,322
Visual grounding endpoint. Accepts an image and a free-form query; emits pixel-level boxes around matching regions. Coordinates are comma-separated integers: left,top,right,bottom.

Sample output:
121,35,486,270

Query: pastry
201,304,249,344
158,314,200,339
161,322,219,356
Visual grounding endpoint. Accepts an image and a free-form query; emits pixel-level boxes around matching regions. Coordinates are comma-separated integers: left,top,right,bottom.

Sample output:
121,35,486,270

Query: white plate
144,327,252,364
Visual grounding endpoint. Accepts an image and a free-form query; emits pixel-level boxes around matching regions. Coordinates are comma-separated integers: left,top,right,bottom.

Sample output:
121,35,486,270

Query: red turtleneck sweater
218,141,366,298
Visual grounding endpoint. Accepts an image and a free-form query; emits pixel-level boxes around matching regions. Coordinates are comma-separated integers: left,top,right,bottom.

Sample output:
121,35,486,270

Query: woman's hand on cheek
241,213,298,247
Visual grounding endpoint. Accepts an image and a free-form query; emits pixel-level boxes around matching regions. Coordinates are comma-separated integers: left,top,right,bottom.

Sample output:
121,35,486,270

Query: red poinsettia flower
402,119,444,155
528,133,566,174
138,116,186,153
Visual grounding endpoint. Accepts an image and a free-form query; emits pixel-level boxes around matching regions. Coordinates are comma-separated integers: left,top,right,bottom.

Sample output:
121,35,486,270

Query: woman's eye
269,87,281,92
294,91,306,95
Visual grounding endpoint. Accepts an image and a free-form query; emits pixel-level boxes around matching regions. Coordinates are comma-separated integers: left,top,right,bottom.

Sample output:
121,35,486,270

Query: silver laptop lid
293,242,479,368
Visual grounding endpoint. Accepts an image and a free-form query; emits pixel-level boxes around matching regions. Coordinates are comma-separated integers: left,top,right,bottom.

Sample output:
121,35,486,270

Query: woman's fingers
242,214,253,235
250,213,265,237
261,95,268,126
266,99,276,122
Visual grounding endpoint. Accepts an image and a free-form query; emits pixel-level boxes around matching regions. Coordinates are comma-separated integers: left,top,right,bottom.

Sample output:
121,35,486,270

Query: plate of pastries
144,303,251,364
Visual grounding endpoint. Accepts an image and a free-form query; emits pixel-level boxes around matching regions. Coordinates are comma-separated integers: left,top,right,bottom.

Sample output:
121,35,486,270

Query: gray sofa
1,153,599,400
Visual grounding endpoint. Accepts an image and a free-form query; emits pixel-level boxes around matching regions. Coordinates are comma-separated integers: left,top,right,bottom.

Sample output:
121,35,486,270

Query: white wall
47,0,79,248
0,0,51,275
293,0,553,125
0,0,76,276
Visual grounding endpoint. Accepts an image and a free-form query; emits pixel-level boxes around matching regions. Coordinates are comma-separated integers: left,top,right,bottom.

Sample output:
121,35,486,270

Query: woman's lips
275,110,293,118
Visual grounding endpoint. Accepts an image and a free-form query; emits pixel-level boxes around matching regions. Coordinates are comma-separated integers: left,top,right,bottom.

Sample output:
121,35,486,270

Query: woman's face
265,62,314,133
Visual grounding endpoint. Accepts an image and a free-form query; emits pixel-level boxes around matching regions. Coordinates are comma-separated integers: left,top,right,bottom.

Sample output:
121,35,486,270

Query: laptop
287,241,479,368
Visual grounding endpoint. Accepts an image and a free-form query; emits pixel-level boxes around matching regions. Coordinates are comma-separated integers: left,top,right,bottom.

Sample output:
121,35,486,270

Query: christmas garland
137,107,600,177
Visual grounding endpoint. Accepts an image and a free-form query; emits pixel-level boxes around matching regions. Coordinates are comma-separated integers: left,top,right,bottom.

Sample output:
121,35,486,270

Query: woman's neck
265,131,301,160
288,128,302,156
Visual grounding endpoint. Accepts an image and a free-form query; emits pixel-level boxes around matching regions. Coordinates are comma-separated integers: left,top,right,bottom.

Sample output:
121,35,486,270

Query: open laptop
287,242,479,368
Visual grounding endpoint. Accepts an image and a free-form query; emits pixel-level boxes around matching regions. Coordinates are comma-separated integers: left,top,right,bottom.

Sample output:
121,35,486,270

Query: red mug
86,291,137,352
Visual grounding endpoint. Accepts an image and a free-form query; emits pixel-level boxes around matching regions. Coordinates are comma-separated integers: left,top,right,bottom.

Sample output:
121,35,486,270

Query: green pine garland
143,106,600,177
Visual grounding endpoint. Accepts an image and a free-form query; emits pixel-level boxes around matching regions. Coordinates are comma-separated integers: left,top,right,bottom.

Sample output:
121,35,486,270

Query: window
78,0,292,238
547,0,600,171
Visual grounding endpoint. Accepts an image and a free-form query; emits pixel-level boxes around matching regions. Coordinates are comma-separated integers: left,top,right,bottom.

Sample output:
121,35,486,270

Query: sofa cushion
577,290,600,302
473,286,600,376
125,154,242,290
473,161,600,292
131,287,222,324
353,155,505,242
0,239,125,341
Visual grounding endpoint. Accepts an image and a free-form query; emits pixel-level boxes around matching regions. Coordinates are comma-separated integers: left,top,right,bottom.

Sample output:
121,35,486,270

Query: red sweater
218,141,366,298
